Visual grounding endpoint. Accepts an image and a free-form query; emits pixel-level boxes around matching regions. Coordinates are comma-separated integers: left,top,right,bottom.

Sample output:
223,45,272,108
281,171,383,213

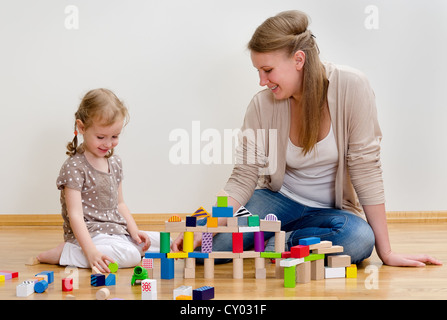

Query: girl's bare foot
36,243,65,265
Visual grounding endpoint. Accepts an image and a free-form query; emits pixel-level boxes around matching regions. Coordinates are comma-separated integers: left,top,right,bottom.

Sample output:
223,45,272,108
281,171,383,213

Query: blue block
298,237,321,246
105,274,116,286
36,271,54,284
212,206,233,217
34,280,48,293
91,274,105,287
160,257,174,279
145,252,167,259
193,286,214,300
186,216,197,227
188,252,209,259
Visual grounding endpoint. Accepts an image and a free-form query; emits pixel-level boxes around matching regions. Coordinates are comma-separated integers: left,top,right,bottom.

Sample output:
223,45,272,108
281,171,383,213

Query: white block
16,281,34,297
141,279,157,292
173,285,192,300
279,258,304,267
238,226,260,233
324,266,345,279
142,290,158,300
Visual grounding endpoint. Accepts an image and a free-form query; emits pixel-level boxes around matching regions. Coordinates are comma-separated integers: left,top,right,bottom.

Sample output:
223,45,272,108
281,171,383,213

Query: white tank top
279,124,338,208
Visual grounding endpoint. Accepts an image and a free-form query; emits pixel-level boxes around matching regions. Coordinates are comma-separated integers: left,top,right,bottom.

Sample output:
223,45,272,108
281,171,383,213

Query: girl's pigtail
66,125,78,157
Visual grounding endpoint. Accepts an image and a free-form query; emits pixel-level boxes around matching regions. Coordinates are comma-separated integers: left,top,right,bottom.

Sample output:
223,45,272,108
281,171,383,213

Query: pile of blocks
14,270,54,297
143,189,357,289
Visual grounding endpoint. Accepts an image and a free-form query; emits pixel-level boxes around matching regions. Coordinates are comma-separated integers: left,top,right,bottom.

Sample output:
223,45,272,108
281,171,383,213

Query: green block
160,232,171,253
131,266,148,286
248,215,260,227
217,196,228,207
108,262,119,273
284,266,296,288
304,253,325,262
260,252,282,259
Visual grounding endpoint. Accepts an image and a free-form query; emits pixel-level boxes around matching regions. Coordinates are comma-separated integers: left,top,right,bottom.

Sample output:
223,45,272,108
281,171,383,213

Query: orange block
168,215,182,222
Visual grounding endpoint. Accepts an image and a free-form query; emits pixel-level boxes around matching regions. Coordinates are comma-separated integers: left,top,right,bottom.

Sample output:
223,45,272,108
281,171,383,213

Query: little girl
36,88,161,272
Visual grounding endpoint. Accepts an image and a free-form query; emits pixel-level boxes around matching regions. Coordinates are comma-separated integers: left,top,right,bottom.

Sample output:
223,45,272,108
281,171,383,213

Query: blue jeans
197,189,375,264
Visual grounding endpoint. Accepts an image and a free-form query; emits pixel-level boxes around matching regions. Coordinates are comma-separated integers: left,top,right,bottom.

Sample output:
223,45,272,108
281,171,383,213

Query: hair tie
74,130,78,136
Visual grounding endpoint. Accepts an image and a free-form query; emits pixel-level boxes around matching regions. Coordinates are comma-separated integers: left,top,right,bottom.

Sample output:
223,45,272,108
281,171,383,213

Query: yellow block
167,251,188,259
176,295,192,300
183,231,194,253
346,264,357,278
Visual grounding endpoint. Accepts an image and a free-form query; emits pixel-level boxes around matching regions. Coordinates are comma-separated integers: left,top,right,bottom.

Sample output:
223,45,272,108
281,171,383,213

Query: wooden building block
161,257,174,279
165,221,186,232
17,281,34,297
311,259,325,280
313,245,344,254
291,245,309,258
174,285,192,300
279,258,304,267
248,215,260,227
160,232,171,253
274,231,286,253
238,251,260,258
36,271,54,284
34,280,48,293
296,261,311,284
96,288,110,300
227,217,238,227
255,268,266,279
209,251,239,259
259,220,281,232
90,274,105,287
309,240,332,250
238,226,260,232
105,274,116,286
193,286,214,300
284,266,296,288
184,267,195,279
212,206,233,217
327,255,351,268
207,217,218,228
183,231,194,253
324,266,346,279
346,264,357,278
62,278,73,292
275,259,284,279
254,231,265,252
185,216,197,227
204,258,214,279
299,237,321,246
232,232,244,253
233,258,243,279
201,232,213,253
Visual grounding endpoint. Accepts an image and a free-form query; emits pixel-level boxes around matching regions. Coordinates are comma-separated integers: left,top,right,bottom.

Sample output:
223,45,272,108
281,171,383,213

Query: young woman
173,10,441,267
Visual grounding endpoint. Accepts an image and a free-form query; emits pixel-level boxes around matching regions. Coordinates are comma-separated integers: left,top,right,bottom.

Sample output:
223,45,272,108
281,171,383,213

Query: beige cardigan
224,62,385,218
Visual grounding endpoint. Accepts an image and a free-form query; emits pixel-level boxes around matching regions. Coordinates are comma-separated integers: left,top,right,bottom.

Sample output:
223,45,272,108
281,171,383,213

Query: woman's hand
380,250,442,267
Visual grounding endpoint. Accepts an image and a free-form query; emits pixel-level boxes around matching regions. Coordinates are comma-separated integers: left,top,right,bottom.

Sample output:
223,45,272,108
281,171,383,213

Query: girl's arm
65,188,114,272
363,204,442,267
117,183,150,251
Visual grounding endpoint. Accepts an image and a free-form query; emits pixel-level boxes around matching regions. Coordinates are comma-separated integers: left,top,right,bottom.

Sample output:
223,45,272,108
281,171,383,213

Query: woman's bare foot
36,243,65,265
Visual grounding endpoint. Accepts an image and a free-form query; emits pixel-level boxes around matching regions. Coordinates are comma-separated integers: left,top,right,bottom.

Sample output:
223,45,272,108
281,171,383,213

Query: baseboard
0,211,446,226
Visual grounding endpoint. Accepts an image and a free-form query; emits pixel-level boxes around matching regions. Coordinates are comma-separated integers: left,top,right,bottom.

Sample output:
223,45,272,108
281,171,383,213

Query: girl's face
251,49,305,101
77,118,124,159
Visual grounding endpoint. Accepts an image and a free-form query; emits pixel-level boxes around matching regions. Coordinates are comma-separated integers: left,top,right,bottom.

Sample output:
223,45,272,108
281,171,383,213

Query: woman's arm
363,204,442,267
65,188,114,272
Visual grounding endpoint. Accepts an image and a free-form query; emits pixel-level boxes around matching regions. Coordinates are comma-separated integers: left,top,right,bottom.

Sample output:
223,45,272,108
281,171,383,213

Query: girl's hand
86,248,115,273
381,250,442,267
131,230,151,252
171,232,202,252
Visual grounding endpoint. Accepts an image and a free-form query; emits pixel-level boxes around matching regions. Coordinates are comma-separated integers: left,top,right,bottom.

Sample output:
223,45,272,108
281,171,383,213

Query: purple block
0,272,12,280
201,232,213,253
254,231,265,252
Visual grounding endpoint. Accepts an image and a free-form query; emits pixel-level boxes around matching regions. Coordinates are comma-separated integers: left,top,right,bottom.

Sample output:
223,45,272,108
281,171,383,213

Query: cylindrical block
254,231,265,252
160,232,171,253
34,280,48,293
183,231,194,252
233,258,243,279
96,288,110,300
204,258,214,279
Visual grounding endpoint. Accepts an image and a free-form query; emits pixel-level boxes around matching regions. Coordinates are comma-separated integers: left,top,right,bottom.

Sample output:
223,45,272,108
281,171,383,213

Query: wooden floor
0,223,446,301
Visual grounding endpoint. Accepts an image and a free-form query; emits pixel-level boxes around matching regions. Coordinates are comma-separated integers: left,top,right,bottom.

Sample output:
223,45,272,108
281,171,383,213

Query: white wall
0,0,446,214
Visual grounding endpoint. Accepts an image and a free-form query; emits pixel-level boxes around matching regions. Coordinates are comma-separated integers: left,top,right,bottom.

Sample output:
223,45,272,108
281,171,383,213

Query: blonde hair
66,88,129,158
248,10,328,155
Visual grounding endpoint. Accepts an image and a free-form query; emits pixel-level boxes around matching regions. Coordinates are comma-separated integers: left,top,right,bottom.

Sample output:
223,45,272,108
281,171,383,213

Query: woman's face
251,49,305,101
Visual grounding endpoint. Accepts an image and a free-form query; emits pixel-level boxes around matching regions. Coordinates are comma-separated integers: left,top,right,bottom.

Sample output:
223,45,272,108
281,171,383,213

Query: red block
281,251,291,259
62,278,73,292
232,232,243,253
0,270,18,278
291,245,309,258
